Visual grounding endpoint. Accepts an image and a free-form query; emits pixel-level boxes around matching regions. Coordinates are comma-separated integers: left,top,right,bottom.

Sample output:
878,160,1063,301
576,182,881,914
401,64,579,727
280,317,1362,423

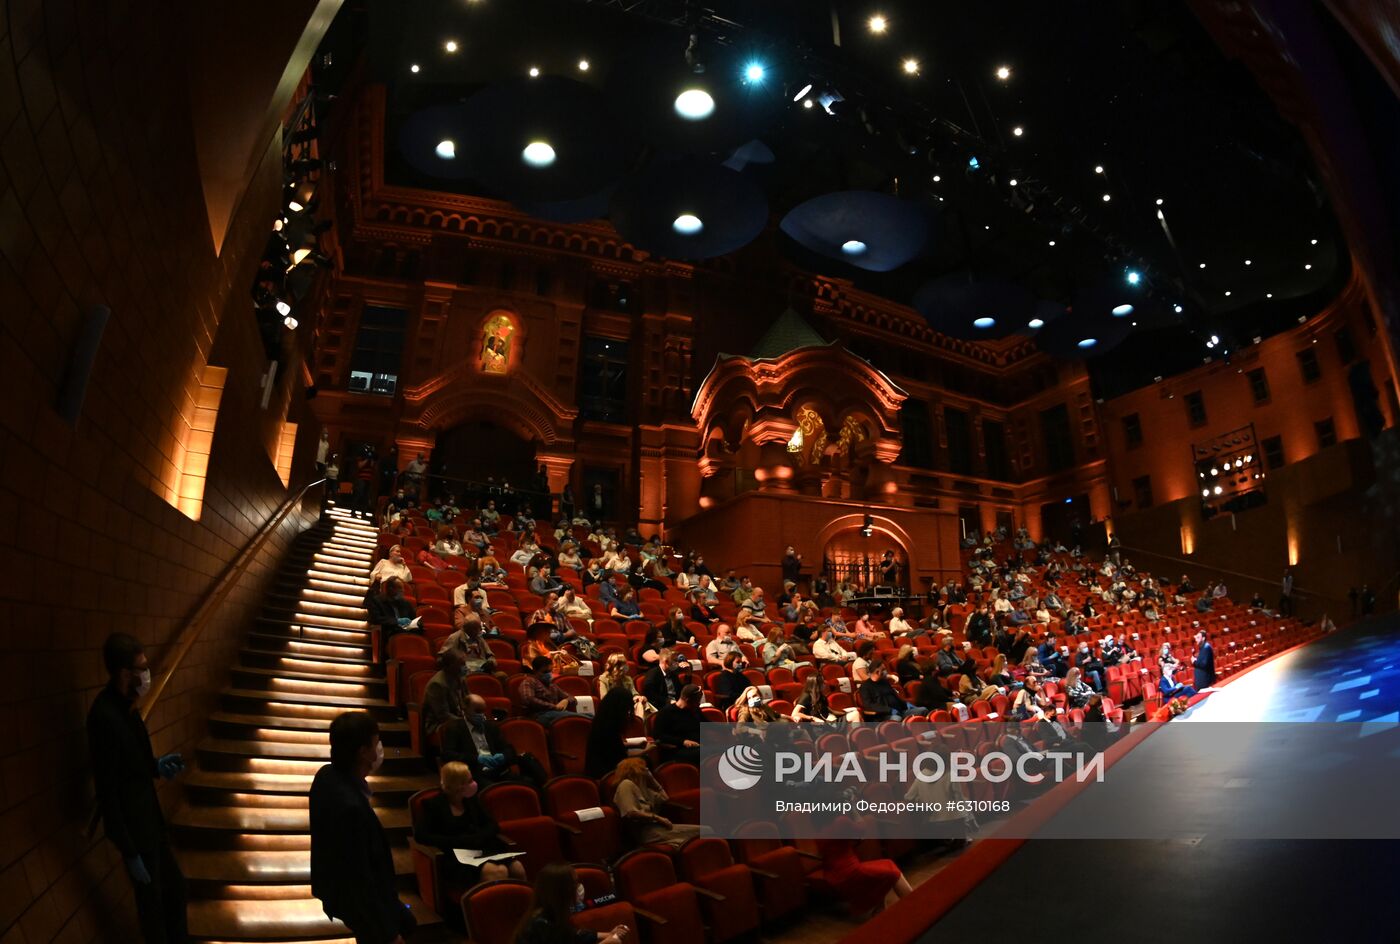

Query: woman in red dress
815,816,912,915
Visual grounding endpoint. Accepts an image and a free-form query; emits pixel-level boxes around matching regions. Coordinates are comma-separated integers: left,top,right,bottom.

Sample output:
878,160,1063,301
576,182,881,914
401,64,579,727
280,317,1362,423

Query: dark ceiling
322,0,1349,395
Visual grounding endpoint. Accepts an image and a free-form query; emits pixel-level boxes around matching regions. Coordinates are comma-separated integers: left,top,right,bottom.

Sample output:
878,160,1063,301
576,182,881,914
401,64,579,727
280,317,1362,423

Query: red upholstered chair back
461,880,533,944
479,781,543,821
500,718,554,779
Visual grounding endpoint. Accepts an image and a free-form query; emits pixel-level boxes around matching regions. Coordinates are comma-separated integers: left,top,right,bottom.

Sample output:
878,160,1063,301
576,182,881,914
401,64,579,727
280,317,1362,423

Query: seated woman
1063,667,1095,708
598,653,655,718
602,547,631,573
1016,646,1050,681
1010,675,1051,720
609,586,647,622
712,652,749,711
513,862,628,944
369,544,413,586
415,762,526,891
791,674,839,723
761,627,799,669
733,607,765,643
985,653,1015,688
634,626,664,669
609,758,701,849
912,667,957,713
585,688,645,779
734,685,785,725
815,815,912,917
658,608,696,648
558,588,593,622
892,645,923,685
523,625,580,676
557,542,584,571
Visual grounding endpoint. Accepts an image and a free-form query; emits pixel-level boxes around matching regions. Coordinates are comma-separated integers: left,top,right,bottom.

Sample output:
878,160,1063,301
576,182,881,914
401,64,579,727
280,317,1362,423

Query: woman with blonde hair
369,544,413,585
761,627,798,669
733,607,764,643
610,757,701,848
598,652,654,718
415,761,526,889
734,686,783,725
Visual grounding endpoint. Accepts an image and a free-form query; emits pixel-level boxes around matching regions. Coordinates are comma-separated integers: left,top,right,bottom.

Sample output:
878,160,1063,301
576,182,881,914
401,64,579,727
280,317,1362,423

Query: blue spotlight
744,62,766,83
1125,269,1141,286
967,156,980,170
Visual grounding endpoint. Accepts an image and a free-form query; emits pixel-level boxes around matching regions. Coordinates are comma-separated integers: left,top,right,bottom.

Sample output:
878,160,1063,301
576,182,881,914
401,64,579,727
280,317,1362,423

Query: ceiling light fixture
444,40,458,53
1048,240,1056,246
841,239,868,256
902,58,920,75
1244,259,1252,265
1199,263,1206,269
1310,238,1318,245
1028,318,1045,328
1224,290,1232,296
521,141,556,167
996,65,1011,80
1102,193,1111,202
673,213,703,235
802,98,815,109
410,64,421,74
868,14,888,33
792,82,813,102
1173,304,1184,313
932,174,941,182
1012,126,1024,137
1077,338,1098,349
283,315,298,330
744,62,765,83
1155,198,1163,205
276,300,292,316
577,59,590,71
1094,165,1105,174
1008,178,1018,187
1112,304,1134,316
435,139,456,159
973,317,996,329
1125,270,1140,285
1304,263,1312,270
1266,293,1273,298
528,66,540,77
674,88,715,120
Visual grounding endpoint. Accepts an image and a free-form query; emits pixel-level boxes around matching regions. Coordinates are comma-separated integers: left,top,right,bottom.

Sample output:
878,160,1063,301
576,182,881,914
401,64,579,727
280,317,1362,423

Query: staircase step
256,619,372,645
196,738,421,773
265,601,370,625
178,846,414,888
207,713,410,745
241,647,376,671
186,891,438,941
171,804,412,837
230,663,386,691
220,688,398,720
183,768,429,800
246,633,373,660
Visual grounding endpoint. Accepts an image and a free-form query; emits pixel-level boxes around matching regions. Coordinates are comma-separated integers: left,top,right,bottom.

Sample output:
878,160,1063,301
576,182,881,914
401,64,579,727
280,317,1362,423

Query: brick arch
815,513,918,579
415,385,565,446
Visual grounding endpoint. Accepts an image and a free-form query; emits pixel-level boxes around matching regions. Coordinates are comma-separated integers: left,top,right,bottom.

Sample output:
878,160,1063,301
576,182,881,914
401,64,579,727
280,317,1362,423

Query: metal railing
1117,543,1350,619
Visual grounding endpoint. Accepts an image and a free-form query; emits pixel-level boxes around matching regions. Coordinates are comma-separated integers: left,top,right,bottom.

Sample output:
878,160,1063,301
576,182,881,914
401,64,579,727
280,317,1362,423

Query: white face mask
371,740,384,773
134,669,152,697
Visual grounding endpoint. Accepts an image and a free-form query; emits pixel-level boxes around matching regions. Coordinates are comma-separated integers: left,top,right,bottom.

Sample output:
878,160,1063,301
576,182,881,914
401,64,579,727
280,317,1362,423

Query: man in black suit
653,684,702,765
1192,630,1217,691
642,649,689,708
310,711,415,944
442,695,546,787
87,633,188,943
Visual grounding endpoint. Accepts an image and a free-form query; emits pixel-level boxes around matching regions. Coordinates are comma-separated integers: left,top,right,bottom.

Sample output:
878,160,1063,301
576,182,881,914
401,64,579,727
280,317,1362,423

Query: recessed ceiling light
521,141,556,167
1173,304,1183,313
1112,304,1134,316
577,59,590,71
1102,193,1111,202
1199,263,1207,269
1008,178,1019,187
802,98,815,109
1094,165,1104,174
1027,318,1044,329
1048,240,1056,247
1155,198,1163,205
1266,293,1273,298
1304,263,1312,270
902,58,920,75
1012,126,1024,137
1125,270,1140,285
410,64,421,74
435,139,456,159
996,65,1011,81
1077,338,1098,349
1224,290,1232,296
674,88,715,120
868,14,888,33
841,239,867,256
984,224,990,230
673,213,703,235
932,174,941,182
444,40,458,53
1310,238,1318,245
973,317,996,329
528,66,540,77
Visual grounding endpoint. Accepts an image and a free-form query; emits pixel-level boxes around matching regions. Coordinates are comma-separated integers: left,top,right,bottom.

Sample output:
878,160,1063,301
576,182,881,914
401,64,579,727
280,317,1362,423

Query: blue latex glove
480,752,506,770
157,753,184,780
126,855,151,884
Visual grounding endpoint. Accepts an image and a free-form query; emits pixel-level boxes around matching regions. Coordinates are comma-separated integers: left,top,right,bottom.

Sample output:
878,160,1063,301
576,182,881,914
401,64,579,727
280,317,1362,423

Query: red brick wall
0,3,331,941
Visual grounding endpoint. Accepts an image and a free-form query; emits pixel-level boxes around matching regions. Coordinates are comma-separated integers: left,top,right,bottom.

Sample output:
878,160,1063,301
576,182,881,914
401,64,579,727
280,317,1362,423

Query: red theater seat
461,880,533,944
613,849,707,944
676,837,761,942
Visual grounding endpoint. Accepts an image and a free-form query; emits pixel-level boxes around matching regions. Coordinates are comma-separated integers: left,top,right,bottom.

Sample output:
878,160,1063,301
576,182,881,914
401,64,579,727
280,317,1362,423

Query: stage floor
920,615,1400,941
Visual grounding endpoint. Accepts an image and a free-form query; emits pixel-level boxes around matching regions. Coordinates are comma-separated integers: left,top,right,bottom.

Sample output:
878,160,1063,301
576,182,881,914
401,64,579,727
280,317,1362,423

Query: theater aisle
171,504,440,943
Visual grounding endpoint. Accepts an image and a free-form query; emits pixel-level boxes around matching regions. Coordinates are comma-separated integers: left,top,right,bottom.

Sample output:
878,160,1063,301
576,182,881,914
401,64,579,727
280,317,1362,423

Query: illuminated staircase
173,504,443,943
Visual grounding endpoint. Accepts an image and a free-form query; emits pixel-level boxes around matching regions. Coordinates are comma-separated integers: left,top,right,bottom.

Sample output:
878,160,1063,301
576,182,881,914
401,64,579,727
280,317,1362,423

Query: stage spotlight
996,65,1011,80
1174,304,1184,313
283,315,299,330
672,213,703,235
1125,270,1140,285
1012,126,1024,137
868,15,888,33
1094,165,1104,174
1304,263,1312,270
902,58,920,75
744,62,765,83
1310,238,1318,245
528,66,540,77
577,59,590,72
275,299,292,316
521,141,556,167
1102,193,1111,202
674,88,715,120
802,98,815,109
841,239,867,256
1008,178,1018,187
444,40,458,53
435,139,456,159
410,64,421,74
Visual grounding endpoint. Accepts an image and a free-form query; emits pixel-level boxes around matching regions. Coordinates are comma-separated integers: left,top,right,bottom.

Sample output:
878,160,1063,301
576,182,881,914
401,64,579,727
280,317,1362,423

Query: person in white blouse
887,607,914,638
369,545,412,585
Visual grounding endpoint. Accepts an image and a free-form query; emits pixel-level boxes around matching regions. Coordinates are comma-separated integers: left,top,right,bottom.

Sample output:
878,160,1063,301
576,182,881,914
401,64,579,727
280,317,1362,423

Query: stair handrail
138,477,327,721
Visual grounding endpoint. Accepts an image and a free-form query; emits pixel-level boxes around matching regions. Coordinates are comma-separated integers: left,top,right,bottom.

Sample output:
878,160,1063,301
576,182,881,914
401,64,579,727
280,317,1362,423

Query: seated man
510,539,542,568
518,656,584,724
813,627,855,663
367,577,419,659
421,648,470,748
704,624,742,667
439,613,499,677
642,649,690,709
693,574,719,605
858,662,928,722
557,587,593,621
652,684,702,765
689,589,721,625
442,695,547,786
741,587,772,623
886,607,915,638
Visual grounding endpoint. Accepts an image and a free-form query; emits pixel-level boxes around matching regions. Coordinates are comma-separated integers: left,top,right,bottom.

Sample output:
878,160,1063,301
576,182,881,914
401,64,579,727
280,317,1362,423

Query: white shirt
370,558,412,584
888,616,913,636
814,638,854,662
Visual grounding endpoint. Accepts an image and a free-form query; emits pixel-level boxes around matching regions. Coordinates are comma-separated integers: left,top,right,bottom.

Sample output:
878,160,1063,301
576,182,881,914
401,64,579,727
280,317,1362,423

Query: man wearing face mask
311,711,415,944
442,695,547,787
87,633,187,943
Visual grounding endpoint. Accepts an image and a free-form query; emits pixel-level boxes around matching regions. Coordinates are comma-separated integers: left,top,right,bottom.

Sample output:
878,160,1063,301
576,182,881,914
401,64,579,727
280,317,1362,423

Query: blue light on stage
744,62,765,83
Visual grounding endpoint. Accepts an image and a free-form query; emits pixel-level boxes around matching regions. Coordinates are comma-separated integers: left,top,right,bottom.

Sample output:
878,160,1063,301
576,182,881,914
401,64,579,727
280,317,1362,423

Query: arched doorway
435,420,538,488
822,527,910,591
